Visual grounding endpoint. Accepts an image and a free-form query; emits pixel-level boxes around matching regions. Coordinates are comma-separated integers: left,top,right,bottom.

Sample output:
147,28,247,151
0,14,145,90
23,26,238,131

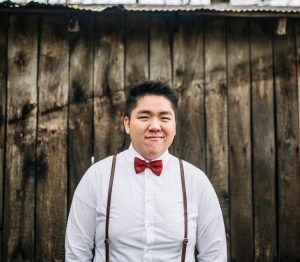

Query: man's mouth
145,136,164,140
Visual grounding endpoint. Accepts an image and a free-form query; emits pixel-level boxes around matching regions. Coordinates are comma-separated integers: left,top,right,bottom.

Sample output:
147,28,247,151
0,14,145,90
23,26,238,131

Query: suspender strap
105,155,117,262
104,156,188,262
179,158,188,262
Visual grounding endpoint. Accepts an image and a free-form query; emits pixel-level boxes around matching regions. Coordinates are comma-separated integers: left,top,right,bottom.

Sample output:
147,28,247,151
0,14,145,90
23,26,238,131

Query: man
65,81,227,261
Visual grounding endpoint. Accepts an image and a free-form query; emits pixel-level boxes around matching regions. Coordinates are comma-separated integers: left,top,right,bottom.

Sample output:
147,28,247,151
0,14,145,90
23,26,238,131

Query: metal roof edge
69,3,300,14
0,2,300,15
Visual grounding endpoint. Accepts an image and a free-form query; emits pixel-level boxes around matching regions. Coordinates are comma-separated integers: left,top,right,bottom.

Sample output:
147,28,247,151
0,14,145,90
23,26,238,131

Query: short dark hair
125,81,178,118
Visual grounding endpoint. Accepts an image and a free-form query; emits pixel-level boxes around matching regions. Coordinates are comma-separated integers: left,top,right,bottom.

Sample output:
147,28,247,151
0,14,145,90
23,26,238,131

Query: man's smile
145,136,164,140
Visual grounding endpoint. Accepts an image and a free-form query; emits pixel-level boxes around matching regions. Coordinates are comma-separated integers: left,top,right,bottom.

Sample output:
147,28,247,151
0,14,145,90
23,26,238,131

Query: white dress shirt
65,144,227,261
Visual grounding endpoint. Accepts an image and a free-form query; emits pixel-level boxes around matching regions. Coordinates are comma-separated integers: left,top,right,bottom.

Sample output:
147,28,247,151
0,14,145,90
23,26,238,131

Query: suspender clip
104,239,110,244
183,238,188,245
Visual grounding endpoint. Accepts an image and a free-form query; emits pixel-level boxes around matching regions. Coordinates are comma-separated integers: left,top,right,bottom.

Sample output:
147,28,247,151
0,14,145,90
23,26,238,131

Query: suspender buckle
104,239,110,244
183,238,188,245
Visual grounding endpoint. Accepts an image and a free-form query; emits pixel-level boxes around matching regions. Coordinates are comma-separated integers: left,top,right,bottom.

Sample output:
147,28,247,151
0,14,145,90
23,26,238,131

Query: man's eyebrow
136,110,151,115
159,111,173,116
136,110,174,116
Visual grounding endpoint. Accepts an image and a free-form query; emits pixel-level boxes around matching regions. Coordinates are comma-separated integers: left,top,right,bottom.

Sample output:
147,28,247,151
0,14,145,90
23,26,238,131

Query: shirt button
145,247,150,252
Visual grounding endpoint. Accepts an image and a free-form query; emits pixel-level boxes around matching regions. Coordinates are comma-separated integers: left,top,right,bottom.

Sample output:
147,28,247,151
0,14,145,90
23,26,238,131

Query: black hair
125,81,178,118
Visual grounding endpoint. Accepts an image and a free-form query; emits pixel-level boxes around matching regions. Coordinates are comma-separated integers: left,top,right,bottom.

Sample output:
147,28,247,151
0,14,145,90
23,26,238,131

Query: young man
65,81,227,261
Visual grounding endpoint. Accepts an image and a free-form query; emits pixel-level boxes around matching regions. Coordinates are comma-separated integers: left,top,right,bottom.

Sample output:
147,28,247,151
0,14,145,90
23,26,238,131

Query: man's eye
162,117,171,121
138,116,148,120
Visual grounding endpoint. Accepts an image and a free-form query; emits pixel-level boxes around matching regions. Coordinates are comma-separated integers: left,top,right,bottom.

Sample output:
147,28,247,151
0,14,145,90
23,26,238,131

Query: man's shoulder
92,154,114,169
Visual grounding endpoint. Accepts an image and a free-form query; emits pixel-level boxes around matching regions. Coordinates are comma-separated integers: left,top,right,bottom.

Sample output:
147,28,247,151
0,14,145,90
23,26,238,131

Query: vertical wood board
227,18,253,261
125,13,149,89
273,19,300,260
296,21,300,166
68,14,94,207
94,13,126,160
173,15,205,171
125,13,149,148
250,19,277,261
0,14,8,261
36,15,69,261
3,14,38,261
204,16,229,253
149,14,172,82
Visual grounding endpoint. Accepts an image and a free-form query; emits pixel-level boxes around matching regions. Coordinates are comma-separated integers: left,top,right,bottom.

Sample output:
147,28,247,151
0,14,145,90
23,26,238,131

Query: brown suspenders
104,155,188,261
179,158,188,262
104,155,117,262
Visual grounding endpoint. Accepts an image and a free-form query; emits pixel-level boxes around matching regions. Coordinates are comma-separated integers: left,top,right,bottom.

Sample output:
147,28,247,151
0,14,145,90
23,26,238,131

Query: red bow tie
134,157,163,176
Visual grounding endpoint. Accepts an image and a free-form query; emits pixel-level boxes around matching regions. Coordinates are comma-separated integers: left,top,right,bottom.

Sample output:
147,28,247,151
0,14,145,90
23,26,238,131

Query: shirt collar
127,143,170,165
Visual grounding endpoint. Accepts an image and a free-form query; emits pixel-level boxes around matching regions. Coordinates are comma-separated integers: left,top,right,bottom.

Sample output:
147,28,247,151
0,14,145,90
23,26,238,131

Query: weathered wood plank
204,16,229,257
36,15,69,261
149,14,172,82
68,14,94,207
125,13,149,148
173,15,205,171
3,14,38,261
273,19,300,261
227,18,253,261
125,13,149,89
296,20,300,181
250,19,277,261
0,14,8,261
94,13,126,160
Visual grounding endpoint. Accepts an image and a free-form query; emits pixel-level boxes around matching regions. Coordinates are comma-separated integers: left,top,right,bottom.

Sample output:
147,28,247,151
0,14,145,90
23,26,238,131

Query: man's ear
124,116,130,134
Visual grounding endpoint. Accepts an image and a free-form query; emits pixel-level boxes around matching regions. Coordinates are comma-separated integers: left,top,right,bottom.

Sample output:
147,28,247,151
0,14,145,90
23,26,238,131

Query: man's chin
144,148,165,160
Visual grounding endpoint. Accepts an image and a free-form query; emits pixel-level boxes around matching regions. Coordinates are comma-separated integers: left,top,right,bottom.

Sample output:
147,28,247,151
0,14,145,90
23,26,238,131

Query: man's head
124,81,178,160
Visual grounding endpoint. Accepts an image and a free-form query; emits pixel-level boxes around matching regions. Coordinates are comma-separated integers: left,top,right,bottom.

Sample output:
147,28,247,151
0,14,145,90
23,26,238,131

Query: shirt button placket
144,169,153,262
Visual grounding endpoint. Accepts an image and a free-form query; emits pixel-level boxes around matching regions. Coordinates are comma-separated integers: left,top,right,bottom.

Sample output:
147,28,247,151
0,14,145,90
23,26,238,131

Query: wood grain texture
3,14,38,261
125,13,149,89
1,13,300,261
36,15,69,261
204,16,229,254
125,13,149,148
250,19,277,261
296,21,300,179
149,14,172,82
68,14,94,207
94,13,126,161
172,15,205,170
0,14,8,261
273,19,300,261
227,18,253,261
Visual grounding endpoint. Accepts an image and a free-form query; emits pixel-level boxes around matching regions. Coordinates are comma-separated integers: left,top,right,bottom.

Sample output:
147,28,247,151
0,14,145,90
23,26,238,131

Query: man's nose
148,119,161,131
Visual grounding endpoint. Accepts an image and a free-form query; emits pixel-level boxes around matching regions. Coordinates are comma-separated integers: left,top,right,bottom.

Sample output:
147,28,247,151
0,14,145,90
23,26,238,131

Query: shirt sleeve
65,167,97,262
196,176,227,262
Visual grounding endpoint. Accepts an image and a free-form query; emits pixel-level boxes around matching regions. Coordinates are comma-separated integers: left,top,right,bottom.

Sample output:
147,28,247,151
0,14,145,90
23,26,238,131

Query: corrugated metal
1,0,300,6
0,0,300,13
0,0,210,4
121,3,300,12
231,0,300,6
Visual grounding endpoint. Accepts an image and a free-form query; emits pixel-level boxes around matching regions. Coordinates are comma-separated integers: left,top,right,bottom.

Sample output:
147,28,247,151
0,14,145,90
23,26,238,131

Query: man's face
124,94,176,160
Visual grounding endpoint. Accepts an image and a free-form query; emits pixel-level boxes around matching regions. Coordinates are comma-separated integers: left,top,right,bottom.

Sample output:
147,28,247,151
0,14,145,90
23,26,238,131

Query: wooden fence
0,11,299,261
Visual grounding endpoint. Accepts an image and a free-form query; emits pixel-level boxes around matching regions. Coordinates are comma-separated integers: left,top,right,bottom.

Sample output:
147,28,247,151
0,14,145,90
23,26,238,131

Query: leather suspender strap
104,156,188,262
179,158,188,262
105,155,117,262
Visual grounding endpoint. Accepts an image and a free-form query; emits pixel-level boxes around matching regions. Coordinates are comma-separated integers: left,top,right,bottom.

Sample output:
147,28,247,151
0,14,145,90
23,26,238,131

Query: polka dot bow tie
134,157,163,176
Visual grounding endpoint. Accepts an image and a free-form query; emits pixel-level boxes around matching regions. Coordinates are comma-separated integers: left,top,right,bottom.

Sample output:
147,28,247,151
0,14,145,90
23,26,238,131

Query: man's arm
195,176,227,261
65,169,97,261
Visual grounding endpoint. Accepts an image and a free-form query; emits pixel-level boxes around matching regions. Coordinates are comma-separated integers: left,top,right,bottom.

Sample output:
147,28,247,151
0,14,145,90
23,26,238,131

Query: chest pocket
166,200,198,241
